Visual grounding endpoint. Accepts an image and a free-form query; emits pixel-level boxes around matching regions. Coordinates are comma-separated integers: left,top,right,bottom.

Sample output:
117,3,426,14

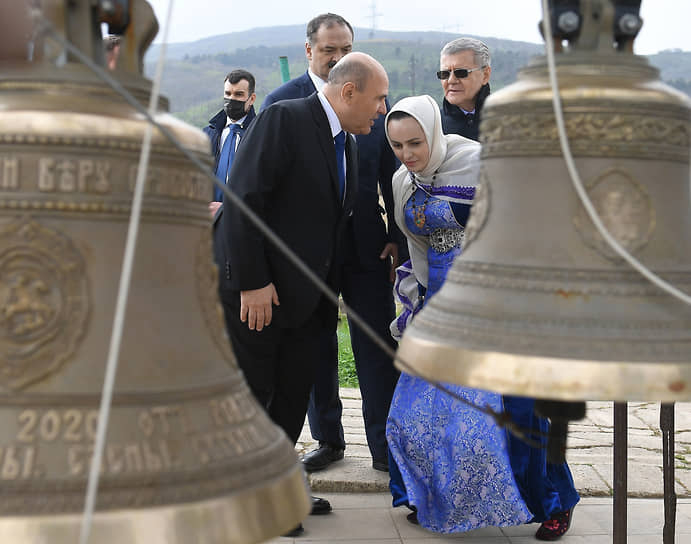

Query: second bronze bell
398,0,691,404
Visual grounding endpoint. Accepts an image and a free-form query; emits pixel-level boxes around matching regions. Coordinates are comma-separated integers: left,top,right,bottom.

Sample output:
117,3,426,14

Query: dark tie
214,124,241,202
334,130,346,203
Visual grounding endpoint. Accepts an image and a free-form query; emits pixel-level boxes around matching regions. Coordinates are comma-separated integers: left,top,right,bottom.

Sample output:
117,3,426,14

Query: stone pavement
296,388,691,498
265,494,691,543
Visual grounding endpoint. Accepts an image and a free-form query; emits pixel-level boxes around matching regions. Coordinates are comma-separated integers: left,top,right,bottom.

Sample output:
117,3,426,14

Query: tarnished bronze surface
398,0,691,401
0,1,309,542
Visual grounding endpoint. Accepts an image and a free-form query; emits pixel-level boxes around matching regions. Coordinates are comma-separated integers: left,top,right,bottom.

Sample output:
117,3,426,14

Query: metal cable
35,15,546,449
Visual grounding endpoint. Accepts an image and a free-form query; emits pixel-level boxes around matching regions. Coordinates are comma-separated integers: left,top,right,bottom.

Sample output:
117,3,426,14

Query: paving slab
566,464,611,496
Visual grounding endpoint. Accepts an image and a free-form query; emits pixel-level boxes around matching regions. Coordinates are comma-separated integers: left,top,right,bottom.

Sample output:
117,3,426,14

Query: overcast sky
146,1,689,55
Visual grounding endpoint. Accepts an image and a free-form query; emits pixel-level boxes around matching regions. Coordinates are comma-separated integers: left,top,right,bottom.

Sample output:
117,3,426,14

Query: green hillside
150,36,542,127
147,28,691,129
146,25,544,62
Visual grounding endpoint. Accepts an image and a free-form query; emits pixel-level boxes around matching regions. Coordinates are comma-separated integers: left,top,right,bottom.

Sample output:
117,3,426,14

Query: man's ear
247,93,257,107
482,66,492,85
305,41,312,62
340,81,355,102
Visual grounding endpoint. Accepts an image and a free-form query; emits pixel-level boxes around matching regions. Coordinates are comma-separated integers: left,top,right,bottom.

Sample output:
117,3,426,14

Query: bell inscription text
0,386,266,488
0,153,209,221
38,158,111,194
0,157,19,189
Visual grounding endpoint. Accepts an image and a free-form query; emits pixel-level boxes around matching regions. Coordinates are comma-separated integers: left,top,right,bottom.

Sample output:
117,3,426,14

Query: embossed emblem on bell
0,1,309,542
398,0,691,403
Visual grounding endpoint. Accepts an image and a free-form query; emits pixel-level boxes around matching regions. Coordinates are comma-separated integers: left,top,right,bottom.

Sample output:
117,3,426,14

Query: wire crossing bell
0,1,309,542
398,0,691,405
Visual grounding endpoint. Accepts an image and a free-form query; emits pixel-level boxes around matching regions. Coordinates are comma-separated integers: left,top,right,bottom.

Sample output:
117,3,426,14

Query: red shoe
535,507,574,541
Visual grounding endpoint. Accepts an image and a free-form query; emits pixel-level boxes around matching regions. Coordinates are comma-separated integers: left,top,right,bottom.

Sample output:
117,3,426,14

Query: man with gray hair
437,37,492,140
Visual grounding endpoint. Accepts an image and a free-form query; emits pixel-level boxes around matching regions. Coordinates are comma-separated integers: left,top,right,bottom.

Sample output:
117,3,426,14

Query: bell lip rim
0,461,310,543
397,334,691,402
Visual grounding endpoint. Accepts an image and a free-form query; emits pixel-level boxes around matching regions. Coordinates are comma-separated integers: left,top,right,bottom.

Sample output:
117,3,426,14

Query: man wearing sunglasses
438,37,492,140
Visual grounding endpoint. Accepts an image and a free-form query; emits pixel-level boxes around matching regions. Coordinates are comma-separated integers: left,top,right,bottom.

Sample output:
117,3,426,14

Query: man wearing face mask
205,69,257,217
204,69,257,345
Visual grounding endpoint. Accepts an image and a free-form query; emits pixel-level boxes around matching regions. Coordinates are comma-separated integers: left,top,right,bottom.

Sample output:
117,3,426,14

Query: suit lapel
307,94,341,208
343,133,358,212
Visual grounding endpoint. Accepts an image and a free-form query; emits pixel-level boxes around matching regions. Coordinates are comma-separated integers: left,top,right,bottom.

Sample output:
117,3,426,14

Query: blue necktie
334,130,346,203
214,124,241,202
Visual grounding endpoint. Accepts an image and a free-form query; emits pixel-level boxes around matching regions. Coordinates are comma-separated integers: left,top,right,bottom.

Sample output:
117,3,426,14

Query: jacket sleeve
222,106,291,291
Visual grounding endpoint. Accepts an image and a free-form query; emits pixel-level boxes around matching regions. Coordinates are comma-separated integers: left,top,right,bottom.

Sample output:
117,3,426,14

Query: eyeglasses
436,66,486,80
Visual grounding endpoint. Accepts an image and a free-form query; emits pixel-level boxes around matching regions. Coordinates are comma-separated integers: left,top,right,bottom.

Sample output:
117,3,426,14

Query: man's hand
208,201,222,218
240,283,280,331
380,242,400,283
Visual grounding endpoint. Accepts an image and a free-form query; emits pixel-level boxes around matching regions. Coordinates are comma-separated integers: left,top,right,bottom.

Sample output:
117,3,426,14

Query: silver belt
429,227,465,253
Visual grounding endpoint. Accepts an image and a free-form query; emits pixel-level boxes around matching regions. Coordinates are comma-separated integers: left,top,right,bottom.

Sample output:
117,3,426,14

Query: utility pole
367,1,382,39
409,54,416,95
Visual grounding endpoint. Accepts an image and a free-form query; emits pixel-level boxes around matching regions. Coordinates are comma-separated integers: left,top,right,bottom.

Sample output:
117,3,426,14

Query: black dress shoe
302,443,344,472
282,523,304,537
372,458,389,472
310,495,332,515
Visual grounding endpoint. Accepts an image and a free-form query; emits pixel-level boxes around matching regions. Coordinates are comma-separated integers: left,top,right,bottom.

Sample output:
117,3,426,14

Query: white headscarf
385,95,481,287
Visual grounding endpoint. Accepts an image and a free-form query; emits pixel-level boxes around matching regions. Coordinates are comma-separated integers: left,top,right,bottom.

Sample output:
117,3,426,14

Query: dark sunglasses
436,66,486,80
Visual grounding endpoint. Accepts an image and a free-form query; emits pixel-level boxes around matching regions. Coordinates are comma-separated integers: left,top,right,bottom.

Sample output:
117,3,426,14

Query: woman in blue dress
384,94,531,534
384,95,578,540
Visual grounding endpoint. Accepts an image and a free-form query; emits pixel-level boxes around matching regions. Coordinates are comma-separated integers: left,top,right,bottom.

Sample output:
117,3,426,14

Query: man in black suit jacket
202,69,257,293
262,13,404,474
220,52,389,530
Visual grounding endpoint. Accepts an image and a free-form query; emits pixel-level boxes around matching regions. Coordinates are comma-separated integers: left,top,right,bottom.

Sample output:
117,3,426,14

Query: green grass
337,315,359,388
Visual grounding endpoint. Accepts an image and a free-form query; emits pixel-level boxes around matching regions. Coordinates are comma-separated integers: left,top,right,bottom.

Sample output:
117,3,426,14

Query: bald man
218,52,389,528
263,14,403,476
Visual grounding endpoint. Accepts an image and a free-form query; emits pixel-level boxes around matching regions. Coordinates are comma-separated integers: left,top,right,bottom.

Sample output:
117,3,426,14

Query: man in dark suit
203,69,257,332
437,37,491,140
204,69,257,212
262,13,404,474
220,52,389,534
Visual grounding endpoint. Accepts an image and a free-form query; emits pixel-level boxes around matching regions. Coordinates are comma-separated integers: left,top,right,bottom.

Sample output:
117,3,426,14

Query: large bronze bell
398,0,691,403
0,1,309,542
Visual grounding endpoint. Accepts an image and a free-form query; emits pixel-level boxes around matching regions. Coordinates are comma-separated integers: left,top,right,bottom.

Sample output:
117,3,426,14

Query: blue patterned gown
386,185,533,533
